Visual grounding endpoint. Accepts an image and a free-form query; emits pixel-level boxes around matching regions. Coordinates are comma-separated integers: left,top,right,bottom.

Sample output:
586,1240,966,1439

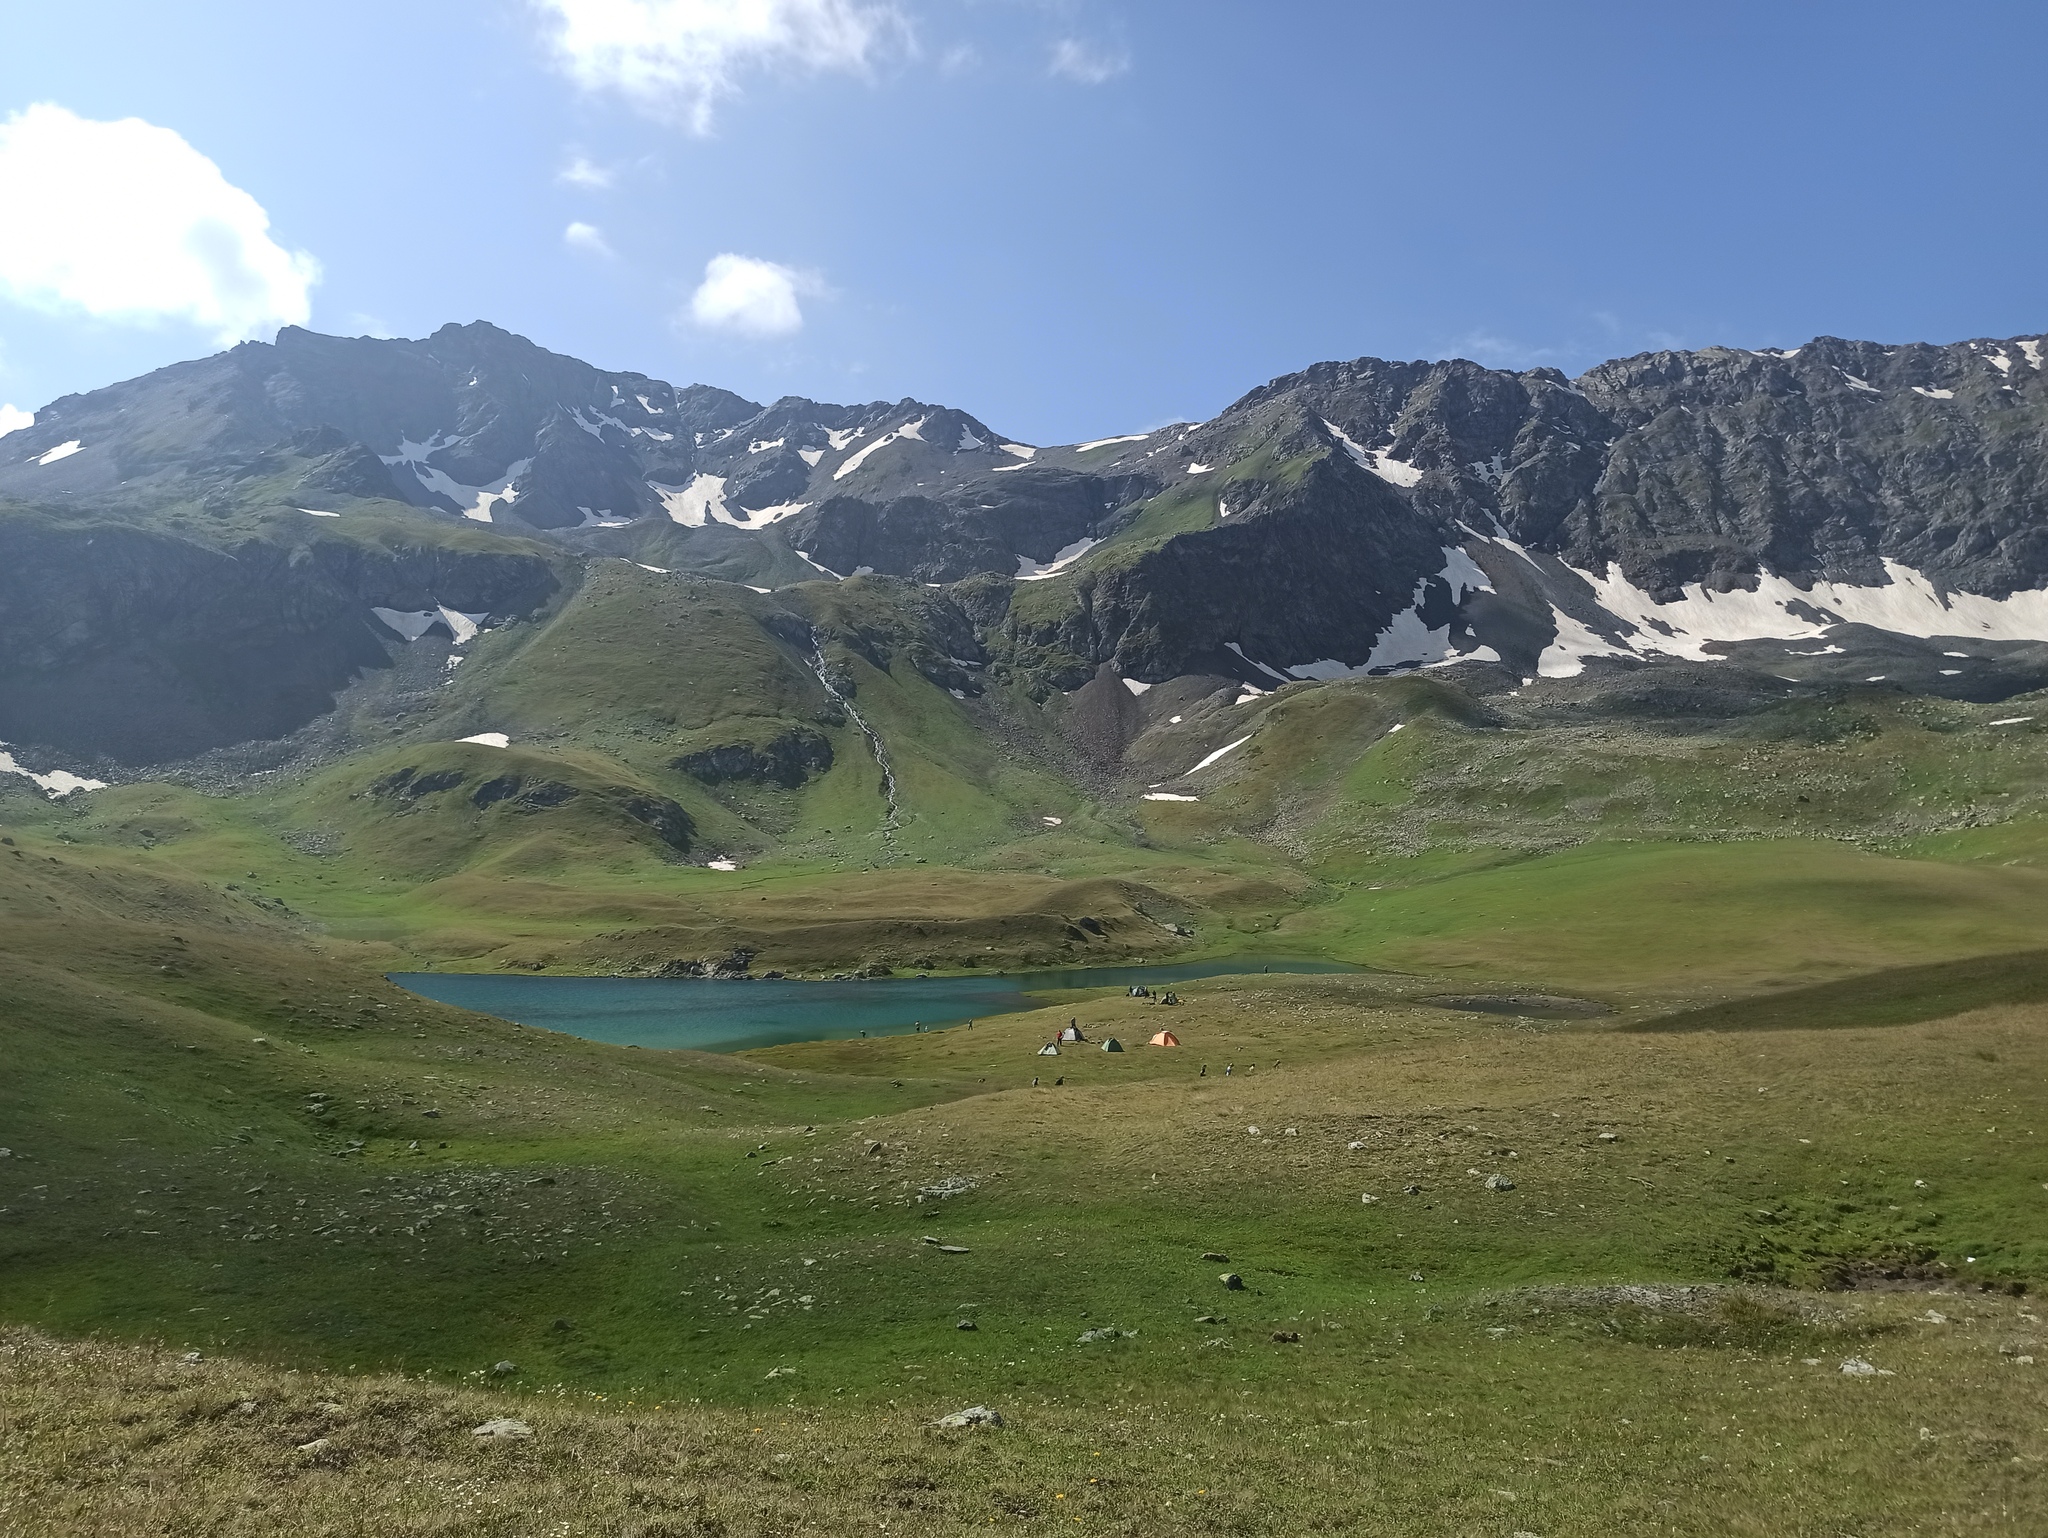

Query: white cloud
559,154,616,189
688,253,816,337
0,403,31,439
1050,37,1129,84
0,104,318,345
536,0,912,132
564,221,615,256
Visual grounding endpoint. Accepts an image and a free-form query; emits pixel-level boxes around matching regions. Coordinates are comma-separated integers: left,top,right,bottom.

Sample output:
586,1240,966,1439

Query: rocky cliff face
0,513,561,762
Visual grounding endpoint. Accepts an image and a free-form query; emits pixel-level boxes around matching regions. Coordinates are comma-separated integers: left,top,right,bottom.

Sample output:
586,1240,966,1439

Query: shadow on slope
1628,949,2048,1034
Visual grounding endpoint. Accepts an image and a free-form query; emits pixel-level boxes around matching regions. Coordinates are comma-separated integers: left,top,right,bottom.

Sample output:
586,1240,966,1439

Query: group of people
1126,985,1182,1005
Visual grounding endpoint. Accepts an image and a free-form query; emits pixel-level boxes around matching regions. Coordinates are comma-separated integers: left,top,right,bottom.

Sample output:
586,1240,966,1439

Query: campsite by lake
387,957,1355,1053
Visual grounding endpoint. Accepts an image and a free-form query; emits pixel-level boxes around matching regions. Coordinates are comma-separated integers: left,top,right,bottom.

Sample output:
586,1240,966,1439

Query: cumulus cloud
559,154,616,189
564,221,615,256
687,253,817,337
537,0,912,132
1050,37,1129,84
0,403,31,439
0,104,317,345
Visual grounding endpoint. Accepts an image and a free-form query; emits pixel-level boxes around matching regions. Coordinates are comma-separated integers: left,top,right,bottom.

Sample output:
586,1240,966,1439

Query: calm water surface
388,957,1354,1053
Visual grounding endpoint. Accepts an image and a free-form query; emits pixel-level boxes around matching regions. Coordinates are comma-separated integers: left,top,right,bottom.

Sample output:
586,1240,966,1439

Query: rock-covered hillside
2,321,2046,772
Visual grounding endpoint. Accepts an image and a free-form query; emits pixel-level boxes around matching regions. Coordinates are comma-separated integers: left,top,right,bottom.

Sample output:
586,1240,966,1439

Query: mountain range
3,318,2047,939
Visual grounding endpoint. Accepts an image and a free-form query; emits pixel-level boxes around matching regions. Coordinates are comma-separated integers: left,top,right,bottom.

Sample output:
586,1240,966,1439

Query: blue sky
1,1,2044,444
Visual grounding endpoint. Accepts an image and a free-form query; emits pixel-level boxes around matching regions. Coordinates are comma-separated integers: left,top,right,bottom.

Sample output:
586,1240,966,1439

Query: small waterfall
806,627,899,830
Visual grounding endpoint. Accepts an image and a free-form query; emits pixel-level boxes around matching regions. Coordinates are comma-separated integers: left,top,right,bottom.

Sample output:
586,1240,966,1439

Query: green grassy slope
5,835,2047,1534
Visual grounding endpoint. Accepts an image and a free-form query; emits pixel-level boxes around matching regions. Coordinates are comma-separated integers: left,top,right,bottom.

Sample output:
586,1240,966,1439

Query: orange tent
1148,1030,1181,1047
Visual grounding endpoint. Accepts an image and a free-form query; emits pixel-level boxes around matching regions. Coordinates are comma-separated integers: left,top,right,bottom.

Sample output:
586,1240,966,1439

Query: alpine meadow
5,7,2048,1536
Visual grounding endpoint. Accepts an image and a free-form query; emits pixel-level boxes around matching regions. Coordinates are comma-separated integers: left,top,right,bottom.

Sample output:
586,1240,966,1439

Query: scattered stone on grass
1270,1331,1301,1344
1485,1173,1516,1192
935,1405,1004,1429
1201,1251,1228,1262
1402,1184,1422,1196
1839,1358,1893,1377
181,1351,203,1363
296,1438,331,1453
1194,1314,1226,1324
472,1419,533,1438
1078,1326,1136,1343
492,1360,518,1375
919,1176,976,1199
766,1366,796,1379
921,1236,971,1253
1220,1272,1244,1290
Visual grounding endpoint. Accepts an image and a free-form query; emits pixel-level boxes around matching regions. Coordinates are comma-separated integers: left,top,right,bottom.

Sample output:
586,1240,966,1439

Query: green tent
1101,1037,1124,1053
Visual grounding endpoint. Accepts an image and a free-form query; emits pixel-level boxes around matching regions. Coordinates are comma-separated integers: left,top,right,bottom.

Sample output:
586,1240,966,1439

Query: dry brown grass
7,1295,2047,1538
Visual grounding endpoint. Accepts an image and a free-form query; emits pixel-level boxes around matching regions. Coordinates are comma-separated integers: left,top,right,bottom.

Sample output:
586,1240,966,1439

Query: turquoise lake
388,958,1354,1053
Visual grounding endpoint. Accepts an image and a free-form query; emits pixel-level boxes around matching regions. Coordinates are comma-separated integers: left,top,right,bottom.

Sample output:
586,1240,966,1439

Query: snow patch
1016,537,1100,581
572,406,631,440
834,417,928,480
2020,340,2044,370
748,437,785,454
1537,606,1639,678
707,859,740,871
0,742,104,798
1143,793,1199,802
1041,816,1062,825
798,447,825,467
1180,735,1253,777
745,500,809,527
1121,677,1152,695
1987,352,2014,375
999,443,1036,460
955,425,986,452
825,427,860,451
1840,372,1881,394
1322,418,1423,486
651,474,727,527
1991,717,2034,727
381,437,529,522
1575,555,2048,654
794,549,843,579
1283,548,1494,679
635,563,670,574
1224,643,1292,685
1913,386,1955,400
34,440,82,466
636,394,663,415
1075,433,1149,453
298,508,342,518
1186,462,1213,474
1484,539,2048,676
574,506,632,529
373,606,489,645
459,733,510,749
